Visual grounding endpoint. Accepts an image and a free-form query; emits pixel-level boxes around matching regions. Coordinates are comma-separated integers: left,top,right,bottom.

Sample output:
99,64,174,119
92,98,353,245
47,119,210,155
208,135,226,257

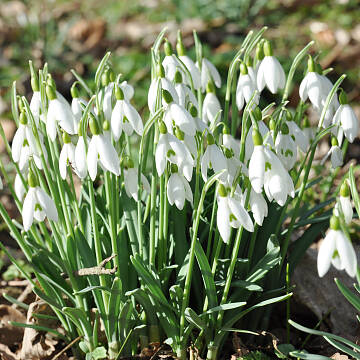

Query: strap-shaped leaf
185,308,206,329
205,301,246,315
289,351,331,360
335,278,360,312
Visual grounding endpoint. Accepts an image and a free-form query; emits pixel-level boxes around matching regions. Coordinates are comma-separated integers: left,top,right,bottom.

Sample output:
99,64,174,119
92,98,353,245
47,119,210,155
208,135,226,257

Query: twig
52,335,83,360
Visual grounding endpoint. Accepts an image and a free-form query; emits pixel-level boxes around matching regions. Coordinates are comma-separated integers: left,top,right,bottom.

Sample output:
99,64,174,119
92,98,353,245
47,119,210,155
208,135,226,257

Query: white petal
155,135,168,176
180,55,201,90
330,146,343,168
249,146,265,193
36,187,58,222
22,188,36,231
201,147,210,182
203,58,221,88
75,136,88,179
59,145,68,180
15,174,26,201
124,101,143,136
169,103,195,136
87,137,99,181
317,230,336,277
111,101,124,140
340,104,359,143
217,197,231,243
228,197,254,233
96,135,120,176
49,98,76,135
339,196,353,224
336,231,357,277
250,189,268,226
11,126,26,163
167,173,185,210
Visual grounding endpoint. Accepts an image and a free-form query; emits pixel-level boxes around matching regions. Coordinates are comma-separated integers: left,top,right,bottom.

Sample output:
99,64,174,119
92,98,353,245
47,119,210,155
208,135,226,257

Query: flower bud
162,89,173,104
263,40,273,57
170,163,178,173
206,81,215,94
206,133,215,145
47,75,56,89
246,56,253,68
164,39,172,56
115,85,124,100
108,68,115,83
240,62,248,75
175,126,185,141
29,60,39,92
18,97,24,112
19,111,27,125
189,104,198,117
62,132,71,144
252,129,263,146
307,55,316,73
329,215,340,230
340,181,350,197
222,125,230,135
103,120,110,132
101,69,110,87
218,183,227,197
176,31,185,56
174,70,182,84
28,171,38,188
256,42,264,61
339,89,348,105
303,116,310,128
269,118,276,131
71,83,79,98
331,136,339,147
252,107,262,122
158,120,167,134
157,64,165,78
46,85,57,101
78,122,83,136
89,114,101,135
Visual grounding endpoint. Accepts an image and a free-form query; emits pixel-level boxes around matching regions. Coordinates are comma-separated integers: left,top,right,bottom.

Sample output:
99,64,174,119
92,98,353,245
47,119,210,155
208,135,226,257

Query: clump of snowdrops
0,27,359,360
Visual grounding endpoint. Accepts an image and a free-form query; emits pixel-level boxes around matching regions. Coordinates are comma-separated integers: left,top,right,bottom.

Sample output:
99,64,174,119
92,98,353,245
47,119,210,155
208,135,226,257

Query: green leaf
323,336,360,359
195,240,217,309
9,321,67,340
275,344,295,358
185,308,206,329
95,52,111,88
349,165,360,219
334,278,360,312
289,351,331,359
74,286,112,295
205,301,247,314
89,346,107,360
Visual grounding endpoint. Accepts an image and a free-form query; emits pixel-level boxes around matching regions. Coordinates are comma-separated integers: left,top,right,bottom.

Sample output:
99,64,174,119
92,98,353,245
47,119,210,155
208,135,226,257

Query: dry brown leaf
331,353,350,360
0,343,19,360
0,304,26,346
20,302,57,360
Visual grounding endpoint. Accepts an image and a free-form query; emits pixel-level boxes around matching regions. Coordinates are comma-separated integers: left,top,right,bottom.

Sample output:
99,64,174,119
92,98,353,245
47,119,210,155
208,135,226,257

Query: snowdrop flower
176,32,201,90
87,115,120,181
223,147,247,187
12,112,44,171
332,90,359,143
199,58,221,92
286,118,309,153
222,127,240,158
216,184,254,243
46,85,76,140
201,133,226,182
174,71,198,109
337,181,353,224
257,41,285,94
317,215,357,278
155,121,194,181
74,130,88,180
302,116,316,143
22,172,58,231
15,173,26,201
59,132,76,180
111,85,143,140
70,83,87,128
263,146,295,206
249,188,268,226
148,64,179,114
162,40,184,82
162,89,196,137
123,158,150,201
167,164,193,210
275,123,297,171
321,137,343,169
202,82,222,128
254,42,265,75
249,130,266,193
30,91,41,126
236,62,259,110
245,111,274,161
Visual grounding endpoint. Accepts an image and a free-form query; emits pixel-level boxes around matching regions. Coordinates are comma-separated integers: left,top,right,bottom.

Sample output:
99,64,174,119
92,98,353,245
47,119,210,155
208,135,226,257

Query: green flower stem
158,174,165,270
180,171,223,337
163,168,169,246
230,74,238,137
246,223,258,271
193,140,202,212
88,178,109,308
215,185,251,329
149,168,158,267
68,167,85,233
206,191,218,258
105,172,120,277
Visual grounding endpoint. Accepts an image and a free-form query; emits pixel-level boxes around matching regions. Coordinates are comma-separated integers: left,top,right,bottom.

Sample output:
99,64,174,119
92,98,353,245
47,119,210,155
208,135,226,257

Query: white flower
333,104,359,143
321,139,343,169
167,170,193,210
336,181,353,224
217,188,254,243
201,137,226,182
75,135,88,179
222,133,240,159
199,58,221,91
30,91,41,125
263,147,295,206
124,167,150,201
178,55,201,90
236,63,259,110
15,173,26,201
111,87,143,140
202,90,221,128
249,189,268,226
22,180,58,231
46,96,76,141
249,140,266,194
175,83,198,109
59,136,76,180
163,54,183,81
275,129,297,171
163,101,196,137
155,128,194,181
148,75,178,114
299,71,326,109
87,133,120,181
245,121,274,162
257,48,285,94
317,217,357,277
286,120,309,153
